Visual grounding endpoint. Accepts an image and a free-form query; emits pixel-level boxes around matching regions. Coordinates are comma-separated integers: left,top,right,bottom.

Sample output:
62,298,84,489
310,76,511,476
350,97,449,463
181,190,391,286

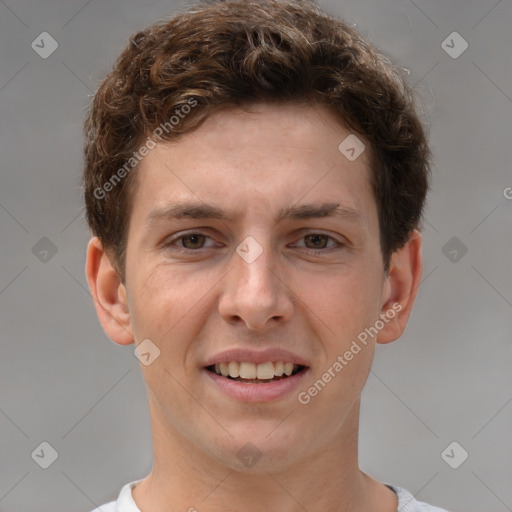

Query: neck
132,397,397,512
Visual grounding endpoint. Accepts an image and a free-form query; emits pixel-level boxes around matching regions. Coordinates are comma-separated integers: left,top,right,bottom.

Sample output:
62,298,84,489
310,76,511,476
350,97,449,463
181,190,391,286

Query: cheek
298,263,383,341
128,264,227,384
128,265,204,346
129,270,206,406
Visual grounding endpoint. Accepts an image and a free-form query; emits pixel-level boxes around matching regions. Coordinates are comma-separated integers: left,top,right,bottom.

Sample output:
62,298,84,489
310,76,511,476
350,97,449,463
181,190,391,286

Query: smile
206,361,306,383
204,360,309,402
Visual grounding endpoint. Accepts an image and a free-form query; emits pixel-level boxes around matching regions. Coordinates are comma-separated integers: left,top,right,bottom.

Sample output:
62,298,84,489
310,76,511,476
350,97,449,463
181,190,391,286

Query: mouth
205,361,308,384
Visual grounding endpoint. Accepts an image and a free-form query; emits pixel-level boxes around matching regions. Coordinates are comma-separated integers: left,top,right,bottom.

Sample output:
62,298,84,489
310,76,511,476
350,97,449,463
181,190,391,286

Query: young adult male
84,0,449,510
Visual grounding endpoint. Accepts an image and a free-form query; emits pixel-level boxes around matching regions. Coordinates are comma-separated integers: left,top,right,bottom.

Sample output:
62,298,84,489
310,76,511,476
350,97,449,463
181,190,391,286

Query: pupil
183,234,204,249
306,234,327,249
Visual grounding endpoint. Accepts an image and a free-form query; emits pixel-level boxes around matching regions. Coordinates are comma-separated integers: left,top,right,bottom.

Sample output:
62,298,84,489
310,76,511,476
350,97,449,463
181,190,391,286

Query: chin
208,423,307,473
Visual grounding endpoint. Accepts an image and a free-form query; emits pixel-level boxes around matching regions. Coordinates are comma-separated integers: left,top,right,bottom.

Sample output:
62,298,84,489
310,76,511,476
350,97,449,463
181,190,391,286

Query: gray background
1,0,511,511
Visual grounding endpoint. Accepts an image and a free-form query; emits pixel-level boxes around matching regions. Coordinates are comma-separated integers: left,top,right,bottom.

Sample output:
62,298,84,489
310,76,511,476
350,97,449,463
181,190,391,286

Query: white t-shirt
90,479,450,511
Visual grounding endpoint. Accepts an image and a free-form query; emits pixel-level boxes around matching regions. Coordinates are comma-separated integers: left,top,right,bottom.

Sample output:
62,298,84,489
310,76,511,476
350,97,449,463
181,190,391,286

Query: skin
86,102,422,512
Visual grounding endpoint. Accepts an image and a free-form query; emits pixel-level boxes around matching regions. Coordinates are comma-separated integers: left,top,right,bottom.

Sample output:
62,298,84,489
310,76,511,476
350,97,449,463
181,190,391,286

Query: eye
164,232,217,251
292,233,343,252
163,231,344,254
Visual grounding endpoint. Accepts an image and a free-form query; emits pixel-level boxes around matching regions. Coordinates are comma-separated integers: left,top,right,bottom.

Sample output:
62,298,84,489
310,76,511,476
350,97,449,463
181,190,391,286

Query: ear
377,229,423,345
85,237,134,345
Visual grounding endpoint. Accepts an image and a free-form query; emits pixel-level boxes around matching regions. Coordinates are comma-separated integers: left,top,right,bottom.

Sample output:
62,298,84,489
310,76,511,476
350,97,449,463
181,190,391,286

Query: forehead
131,102,376,228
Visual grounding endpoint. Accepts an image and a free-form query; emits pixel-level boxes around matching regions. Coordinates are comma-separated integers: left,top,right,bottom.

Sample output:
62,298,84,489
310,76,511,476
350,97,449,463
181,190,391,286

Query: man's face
122,103,389,471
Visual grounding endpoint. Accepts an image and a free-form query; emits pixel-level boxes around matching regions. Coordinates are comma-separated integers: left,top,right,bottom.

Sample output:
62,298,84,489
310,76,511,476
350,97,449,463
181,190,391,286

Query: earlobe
377,230,423,345
85,237,134,345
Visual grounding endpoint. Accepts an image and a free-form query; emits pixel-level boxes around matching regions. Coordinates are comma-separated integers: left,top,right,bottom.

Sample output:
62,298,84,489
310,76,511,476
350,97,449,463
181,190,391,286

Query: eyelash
163,231,344,254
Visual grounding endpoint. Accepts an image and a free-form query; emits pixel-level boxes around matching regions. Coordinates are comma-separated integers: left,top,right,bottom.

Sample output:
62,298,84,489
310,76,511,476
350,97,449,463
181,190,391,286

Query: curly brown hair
83,0,431,281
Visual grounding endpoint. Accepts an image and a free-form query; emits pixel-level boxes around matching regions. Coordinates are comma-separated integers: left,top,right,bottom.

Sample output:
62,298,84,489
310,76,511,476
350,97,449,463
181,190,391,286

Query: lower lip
203,368,309,402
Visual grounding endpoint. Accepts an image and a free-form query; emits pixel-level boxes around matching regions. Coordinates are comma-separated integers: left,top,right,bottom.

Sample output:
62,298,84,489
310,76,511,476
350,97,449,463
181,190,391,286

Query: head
84,0,430,474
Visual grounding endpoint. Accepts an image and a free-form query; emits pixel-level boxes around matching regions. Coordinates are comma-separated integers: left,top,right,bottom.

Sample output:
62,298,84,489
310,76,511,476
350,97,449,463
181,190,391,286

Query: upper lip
203,348,309,367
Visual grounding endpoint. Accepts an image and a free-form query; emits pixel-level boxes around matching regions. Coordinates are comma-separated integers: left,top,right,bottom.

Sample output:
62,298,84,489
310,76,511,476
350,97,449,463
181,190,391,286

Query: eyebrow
145,201,364,227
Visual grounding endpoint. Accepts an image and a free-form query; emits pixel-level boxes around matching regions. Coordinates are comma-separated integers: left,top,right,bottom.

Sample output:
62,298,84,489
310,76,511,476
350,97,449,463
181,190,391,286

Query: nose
218,237,294,331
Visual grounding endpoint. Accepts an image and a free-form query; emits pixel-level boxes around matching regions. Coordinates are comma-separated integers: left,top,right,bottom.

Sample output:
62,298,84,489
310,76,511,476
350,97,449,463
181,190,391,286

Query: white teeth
239,362,257,379
228,361,239,378
219,362,229,377
256,361,275,380
274,361,284,376
212,361,302,380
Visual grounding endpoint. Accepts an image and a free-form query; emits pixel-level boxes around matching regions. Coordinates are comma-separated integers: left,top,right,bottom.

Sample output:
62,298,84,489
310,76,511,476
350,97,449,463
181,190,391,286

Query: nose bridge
237,235,276,292
219,234,293,329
